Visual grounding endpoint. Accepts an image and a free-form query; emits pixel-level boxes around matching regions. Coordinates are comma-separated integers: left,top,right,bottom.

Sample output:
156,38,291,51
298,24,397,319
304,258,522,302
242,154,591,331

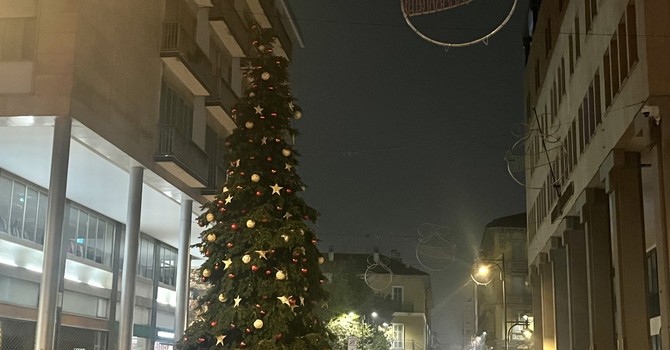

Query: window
392,286,404,303
618,22,628,82
159,245,178,286
647,248,660,318
568,35,575,74
392,323,405,349
0,18,36,61
603,49,612,108
138,236,155,279
160,80,194,138
627,4,638,68
544,19,552,57
610,35,620,94
66,205,115,266
0,173,48,245
575,17,581,58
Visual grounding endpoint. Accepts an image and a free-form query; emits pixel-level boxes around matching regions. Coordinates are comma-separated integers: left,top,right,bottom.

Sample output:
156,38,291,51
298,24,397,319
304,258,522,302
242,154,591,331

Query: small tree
326,313,393,350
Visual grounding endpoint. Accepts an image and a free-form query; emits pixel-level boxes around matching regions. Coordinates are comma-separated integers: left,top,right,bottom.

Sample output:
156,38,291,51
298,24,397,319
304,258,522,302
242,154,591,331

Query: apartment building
0,0,302,349
321,252,433,350
523,0,669,348
474,213,532,350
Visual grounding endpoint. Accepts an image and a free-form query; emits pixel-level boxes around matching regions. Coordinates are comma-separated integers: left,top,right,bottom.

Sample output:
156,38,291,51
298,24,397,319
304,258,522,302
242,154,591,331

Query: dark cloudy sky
286,1,528,348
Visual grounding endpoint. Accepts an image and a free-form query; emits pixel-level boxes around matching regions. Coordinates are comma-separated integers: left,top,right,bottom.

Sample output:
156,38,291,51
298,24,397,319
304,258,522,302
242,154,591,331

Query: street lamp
471,256,506,350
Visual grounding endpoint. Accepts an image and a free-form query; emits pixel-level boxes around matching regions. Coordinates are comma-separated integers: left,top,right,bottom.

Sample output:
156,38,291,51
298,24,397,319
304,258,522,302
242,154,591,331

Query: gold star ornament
216,334,226,345
270,183,283,195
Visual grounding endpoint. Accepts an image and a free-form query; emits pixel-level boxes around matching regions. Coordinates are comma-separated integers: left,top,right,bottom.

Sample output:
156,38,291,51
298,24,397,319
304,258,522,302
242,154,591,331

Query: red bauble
211,321,218,327
311,239,318,244
205,249,212,257
241,210,247,214
240,342,247,348
266,156,273,162
261,217,269,223
260,310,266,316
265,270,272,276
301,268,308,274
256,191,263,197
275,333,282,341
227,242,234,248
302,258,307,263
251,265,259,272
292,258,298,264
240,172,245,176
245,328,252,334
271,112,277,117
271,169,277,174
289,297,296,305
219,207,226,213
304,215,310,220
217,200,224,206
214,263,220,270
198,338,205,343
286,188,292,194
228,273,235,279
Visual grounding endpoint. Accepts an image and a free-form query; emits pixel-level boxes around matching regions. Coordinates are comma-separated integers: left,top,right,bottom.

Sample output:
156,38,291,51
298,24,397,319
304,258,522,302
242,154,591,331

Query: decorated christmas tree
177,24,332,350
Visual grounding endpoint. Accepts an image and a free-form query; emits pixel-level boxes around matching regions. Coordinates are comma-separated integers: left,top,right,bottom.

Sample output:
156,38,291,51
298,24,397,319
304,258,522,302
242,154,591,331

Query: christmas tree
177,24,332,350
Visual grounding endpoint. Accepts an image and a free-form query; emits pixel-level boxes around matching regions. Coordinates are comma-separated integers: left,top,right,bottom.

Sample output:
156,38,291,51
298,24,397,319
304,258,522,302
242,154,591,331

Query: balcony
510,259,528,274
393,301,415,313
209,1,251,57
161,21,215,96
392,340,424,350
155,125,209,188
206,76,239,113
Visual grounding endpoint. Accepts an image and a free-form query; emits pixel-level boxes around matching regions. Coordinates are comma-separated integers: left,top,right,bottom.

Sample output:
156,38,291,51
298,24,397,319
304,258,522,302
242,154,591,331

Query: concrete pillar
540,254,555,350
119,166,144,350
549,244,569,350
603,151,650,349
579,188,616,350
174,197,193,341
107,221,124,350
562,218,590,350
34,116,72,350
530,265,543,350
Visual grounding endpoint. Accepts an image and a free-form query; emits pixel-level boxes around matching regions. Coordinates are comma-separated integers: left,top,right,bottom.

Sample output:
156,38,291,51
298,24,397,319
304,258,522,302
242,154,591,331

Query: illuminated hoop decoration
415,223,456,272
400,0,518,48
505,110,568,190
364,255,394,291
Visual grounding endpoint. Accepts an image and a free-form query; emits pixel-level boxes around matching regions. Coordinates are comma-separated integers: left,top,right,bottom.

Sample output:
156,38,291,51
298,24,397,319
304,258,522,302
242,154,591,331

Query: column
603,151,650,349
579,188,616,350
35,116,72,350
549,244,569,350
540,254,556,350
530,265,543,350
107,222,124,350
562,218,590,350
119,166,144,350
174,197,193,341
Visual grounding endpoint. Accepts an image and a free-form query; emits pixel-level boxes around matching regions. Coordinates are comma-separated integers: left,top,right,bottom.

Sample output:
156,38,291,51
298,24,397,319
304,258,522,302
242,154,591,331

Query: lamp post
506,316,532,349
471,256,506,350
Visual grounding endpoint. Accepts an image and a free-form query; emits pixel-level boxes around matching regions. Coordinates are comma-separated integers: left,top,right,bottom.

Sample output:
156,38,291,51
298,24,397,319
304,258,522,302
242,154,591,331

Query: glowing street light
471,257,506,349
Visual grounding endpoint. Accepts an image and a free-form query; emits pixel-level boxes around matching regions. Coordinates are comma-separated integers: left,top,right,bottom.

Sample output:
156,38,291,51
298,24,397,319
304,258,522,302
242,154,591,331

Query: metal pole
119,166,144,350
35,116,72,350
174,197,193,341
502,255,507,350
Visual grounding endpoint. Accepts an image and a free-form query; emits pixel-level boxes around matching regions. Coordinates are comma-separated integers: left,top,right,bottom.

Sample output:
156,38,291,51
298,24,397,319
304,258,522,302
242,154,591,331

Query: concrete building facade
523,0,669,348
475,213,533,350
0,0,302,349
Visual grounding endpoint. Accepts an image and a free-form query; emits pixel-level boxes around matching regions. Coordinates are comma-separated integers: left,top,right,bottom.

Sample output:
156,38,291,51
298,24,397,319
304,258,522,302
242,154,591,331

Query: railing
206,76,239,112
510,259,528,274
156,125,209,185
392,340,424,350
161,21,217,95
394,301,415,312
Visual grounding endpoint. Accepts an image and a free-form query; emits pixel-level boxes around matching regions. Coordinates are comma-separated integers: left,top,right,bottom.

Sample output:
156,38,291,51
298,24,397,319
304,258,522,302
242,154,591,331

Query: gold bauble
294,110,302,119
251,174,261,183
281,149,291,157
253,319,264,329
246,219,256,228
275,270,286,280
261,72,270,81
318,256,325,264
242,254,252,264
245,121,254,129
206,213,215,222
218,293,227,302
202,268,211,277
206,233,216,242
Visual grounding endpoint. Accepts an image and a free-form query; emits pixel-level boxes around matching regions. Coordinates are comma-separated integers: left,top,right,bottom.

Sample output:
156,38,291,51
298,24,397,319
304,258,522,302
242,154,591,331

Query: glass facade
0,173,48,244
159,245,177,286
65,205,115,266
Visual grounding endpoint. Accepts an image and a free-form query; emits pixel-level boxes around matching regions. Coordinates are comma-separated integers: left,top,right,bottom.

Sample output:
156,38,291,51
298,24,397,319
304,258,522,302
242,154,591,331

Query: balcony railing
206,76,239,112
392,340,424,350
155,125,209,186
394,301,415,313
161,21,216,95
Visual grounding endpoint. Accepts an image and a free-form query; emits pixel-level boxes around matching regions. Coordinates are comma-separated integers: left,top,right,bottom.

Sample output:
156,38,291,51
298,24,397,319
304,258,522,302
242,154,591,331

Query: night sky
286,1,528,348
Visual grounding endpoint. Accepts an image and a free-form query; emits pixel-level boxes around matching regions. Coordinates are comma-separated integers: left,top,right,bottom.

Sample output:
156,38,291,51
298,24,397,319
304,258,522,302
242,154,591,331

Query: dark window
160,81,194,138
575,17,581,58
627,3,638,68
568,35,575,74
603,50,612,108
